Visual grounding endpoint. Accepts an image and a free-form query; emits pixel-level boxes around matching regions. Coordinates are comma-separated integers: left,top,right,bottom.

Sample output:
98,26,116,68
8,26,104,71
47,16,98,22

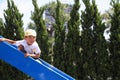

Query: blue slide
0,36,75,80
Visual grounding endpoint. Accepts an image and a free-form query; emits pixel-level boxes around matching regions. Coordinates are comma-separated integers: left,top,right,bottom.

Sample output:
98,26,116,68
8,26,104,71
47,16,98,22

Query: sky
0,0,111,29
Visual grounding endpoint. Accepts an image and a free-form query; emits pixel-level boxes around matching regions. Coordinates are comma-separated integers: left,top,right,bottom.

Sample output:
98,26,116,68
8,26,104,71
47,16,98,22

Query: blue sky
0,0,111,29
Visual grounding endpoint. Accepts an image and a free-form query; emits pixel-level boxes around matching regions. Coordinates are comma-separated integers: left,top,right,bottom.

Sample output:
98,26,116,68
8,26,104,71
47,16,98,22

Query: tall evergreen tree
80,0,96,79
2,0,29,80
109,0,120,79
91,0,110,79
53,0,66,71
31,0,50,62
80,0,110,79
64,0,80,78
4,0,24,40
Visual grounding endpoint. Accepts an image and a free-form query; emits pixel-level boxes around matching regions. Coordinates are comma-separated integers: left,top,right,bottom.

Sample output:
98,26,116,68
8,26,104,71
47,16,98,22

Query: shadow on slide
0,36,75,80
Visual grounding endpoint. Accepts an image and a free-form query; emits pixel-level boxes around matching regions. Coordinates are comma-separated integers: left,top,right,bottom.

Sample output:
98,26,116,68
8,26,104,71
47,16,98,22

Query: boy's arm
0,38,16,44
18,44,40,59
25,53,40,59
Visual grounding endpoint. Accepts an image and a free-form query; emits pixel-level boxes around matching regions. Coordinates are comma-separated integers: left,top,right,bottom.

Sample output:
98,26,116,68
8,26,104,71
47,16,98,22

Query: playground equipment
0,36,75,80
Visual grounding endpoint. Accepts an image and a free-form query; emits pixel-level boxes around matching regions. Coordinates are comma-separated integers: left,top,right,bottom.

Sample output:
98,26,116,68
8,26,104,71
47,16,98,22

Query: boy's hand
0,38,5,42
24,53,30,57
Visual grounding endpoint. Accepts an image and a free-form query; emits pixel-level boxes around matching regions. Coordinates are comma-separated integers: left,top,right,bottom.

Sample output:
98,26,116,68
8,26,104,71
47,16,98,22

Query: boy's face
25,35,36,45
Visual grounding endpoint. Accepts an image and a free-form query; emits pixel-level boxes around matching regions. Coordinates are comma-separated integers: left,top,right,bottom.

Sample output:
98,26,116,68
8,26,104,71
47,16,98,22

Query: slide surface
0,36,75,80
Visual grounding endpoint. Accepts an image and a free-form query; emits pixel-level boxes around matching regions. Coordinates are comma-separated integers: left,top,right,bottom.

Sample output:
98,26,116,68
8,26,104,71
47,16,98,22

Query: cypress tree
80,0,110,79
80,0,95,79
4,0,24,40
31,0,50,62
2,0,28,79
53,0,66,71
91,0,110,79
109,0,120,79
65,0,80,78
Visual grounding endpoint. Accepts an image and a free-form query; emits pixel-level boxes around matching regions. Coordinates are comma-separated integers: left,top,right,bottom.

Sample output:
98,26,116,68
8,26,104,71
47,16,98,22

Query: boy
0,29,41,59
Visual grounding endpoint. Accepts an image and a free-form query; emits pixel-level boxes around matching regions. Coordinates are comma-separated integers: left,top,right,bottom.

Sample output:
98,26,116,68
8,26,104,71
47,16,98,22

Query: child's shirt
14,40,41,54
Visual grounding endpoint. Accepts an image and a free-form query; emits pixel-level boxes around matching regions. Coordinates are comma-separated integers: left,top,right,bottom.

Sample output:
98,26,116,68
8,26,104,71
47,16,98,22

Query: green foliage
4,0,24,40
0,60,33,80
1,0,28,79
91,0,110,79
65,0,80,78
80,0,97,79
0,0,120,80
109,0,120,79
53,0,66,72
31,0,50,62
80,0,110,79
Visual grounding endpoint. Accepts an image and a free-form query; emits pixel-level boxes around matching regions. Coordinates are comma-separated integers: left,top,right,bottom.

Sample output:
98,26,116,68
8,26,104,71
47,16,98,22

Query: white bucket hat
25,29,36,37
